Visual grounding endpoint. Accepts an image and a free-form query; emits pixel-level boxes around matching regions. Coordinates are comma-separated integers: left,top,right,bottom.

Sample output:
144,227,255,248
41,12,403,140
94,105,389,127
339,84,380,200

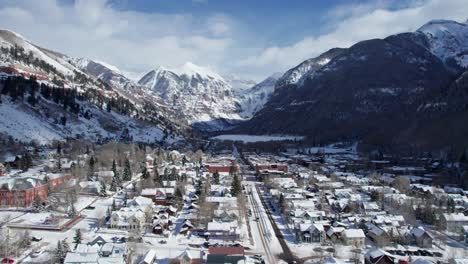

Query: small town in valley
0,139,467,264
0,1,468,263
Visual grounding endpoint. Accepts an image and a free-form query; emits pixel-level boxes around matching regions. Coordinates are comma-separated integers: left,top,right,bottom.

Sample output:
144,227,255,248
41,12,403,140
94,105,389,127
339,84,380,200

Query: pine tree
122,158,132,181
278,193,286,213
230,174,241,197
123,191,128,207
54,240,63,263
110,176,117,191
141,165,150,179
170,167,178,180
111,199,117,211
61,239,70,256
73,229,82,249
88,156,95,180
106,206,112,220
99,181,107,197
174,186,183,208
213,171,220,184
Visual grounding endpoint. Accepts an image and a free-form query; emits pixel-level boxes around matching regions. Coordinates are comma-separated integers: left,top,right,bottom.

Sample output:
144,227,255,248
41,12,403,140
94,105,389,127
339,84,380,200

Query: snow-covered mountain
0,29,186,144
236,73,281,119
416,19,468,68
138,62,247,130
275,48,344,88
70,58,141,92
238,19,468,152
224,74,256,92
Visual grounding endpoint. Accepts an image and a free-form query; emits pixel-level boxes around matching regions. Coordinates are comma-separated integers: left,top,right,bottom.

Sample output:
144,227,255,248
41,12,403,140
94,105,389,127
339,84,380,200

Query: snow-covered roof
443,213,468,222
343,228,365,238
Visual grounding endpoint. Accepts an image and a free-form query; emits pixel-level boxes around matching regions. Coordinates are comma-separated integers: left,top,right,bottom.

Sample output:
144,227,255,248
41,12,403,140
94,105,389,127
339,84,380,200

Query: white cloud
0,0,466,81
0,0,234,77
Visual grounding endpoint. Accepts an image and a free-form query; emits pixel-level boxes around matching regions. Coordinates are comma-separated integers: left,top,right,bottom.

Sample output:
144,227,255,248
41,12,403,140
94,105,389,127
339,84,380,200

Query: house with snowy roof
297,223,326,243
64,241,126,264
364,248,396,264
141,187,175,205
408,226,433,248
205,221,240,240
109,207,146,230
441,213,468,233
342,228,366,247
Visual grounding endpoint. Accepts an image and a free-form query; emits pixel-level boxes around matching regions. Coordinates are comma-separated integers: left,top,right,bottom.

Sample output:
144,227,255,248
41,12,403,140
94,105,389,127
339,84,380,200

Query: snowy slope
275,48,344,88
0,100,63,144
236,73,281,118
0,29,75,76
0,97,181,144
417,19,468,67
0,28,186,144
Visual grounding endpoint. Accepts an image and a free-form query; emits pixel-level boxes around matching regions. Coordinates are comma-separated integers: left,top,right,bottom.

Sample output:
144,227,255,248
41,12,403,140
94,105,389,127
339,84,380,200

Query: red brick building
207,164,232,173
0,174,70,208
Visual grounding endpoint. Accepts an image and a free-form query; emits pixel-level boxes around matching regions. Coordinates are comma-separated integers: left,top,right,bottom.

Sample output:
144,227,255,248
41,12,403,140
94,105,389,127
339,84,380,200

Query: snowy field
211,134,304,143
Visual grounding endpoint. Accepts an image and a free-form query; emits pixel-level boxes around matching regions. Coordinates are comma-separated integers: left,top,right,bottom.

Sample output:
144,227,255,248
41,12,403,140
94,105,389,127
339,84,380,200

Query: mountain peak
176,62,224,81
417,19,467,31
416,19,468,68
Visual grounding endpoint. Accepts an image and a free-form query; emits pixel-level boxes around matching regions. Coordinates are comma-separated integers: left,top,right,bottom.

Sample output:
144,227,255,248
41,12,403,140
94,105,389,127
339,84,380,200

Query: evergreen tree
141,165,150,179
111,199,117,211
230,174,241,197
213,171,220,184
61,239,70,257
109,175,117,191
170,167,178,180
106,206,112,220
195,179,202,196
278,193,286,213
174,186,184,208
99,181,107,197
123,191,128,207
54,240,63,263
88,156,95,180
73,229,82,249
122,158,132,181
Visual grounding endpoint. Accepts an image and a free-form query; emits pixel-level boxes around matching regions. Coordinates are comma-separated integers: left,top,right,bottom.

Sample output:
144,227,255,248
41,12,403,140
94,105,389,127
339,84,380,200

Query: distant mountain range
1,19,468,153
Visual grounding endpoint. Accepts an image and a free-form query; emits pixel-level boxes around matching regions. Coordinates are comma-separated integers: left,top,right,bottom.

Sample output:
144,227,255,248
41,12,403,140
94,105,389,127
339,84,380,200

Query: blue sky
118,0,348,45
0,0,467,81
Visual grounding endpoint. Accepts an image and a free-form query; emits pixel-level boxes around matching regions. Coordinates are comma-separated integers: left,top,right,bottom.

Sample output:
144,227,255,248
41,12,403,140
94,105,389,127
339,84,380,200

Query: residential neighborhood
0,141,466,264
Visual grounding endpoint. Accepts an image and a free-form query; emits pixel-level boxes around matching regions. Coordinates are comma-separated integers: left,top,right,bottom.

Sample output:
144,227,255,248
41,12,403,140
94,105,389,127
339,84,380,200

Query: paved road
248,184,277,264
